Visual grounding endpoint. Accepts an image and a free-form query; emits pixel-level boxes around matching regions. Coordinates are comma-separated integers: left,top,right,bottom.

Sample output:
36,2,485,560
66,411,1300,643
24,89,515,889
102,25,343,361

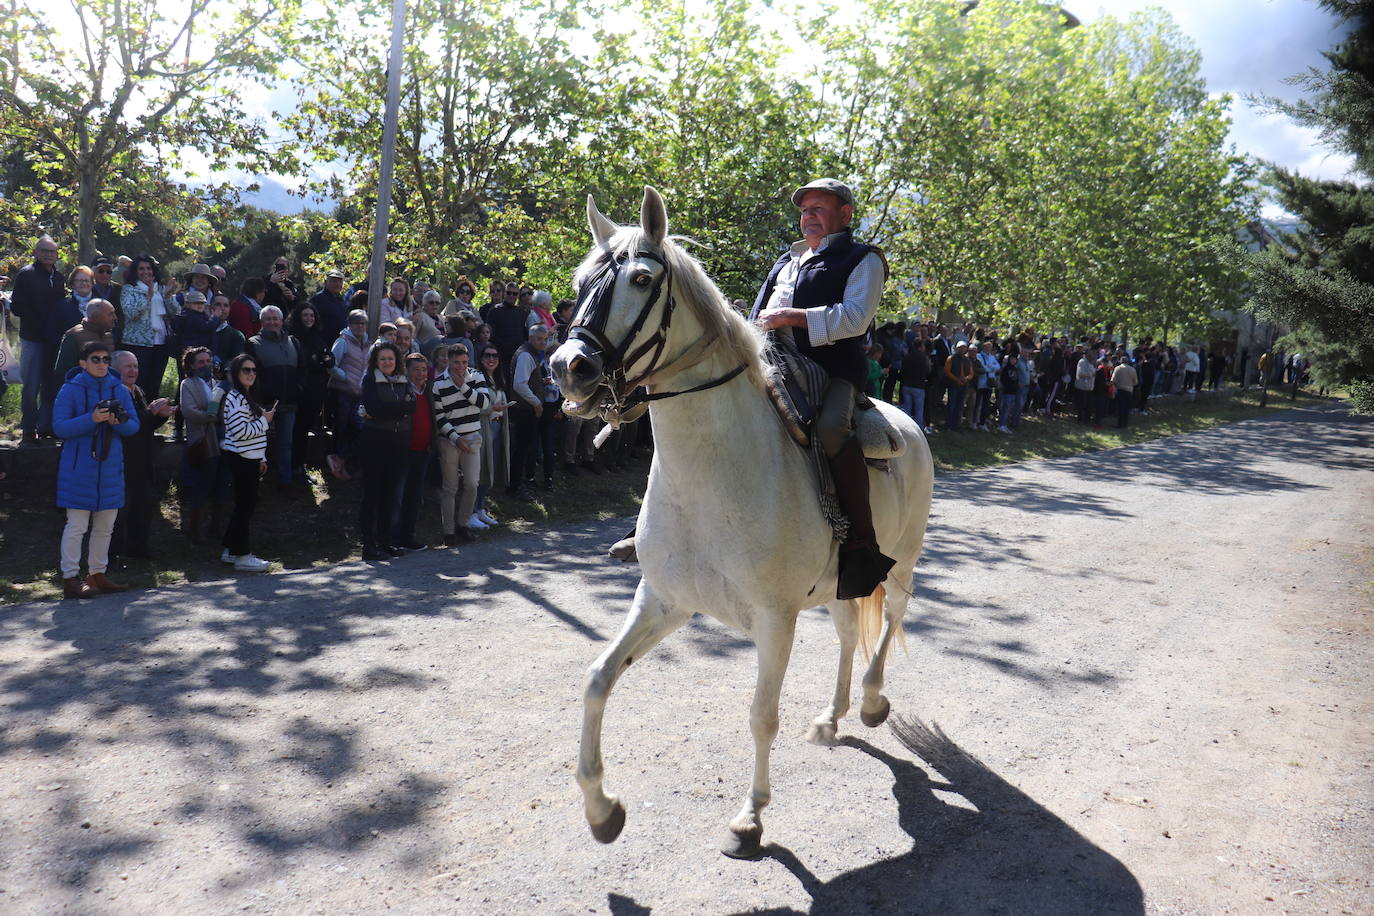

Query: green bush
1349,379,1374,415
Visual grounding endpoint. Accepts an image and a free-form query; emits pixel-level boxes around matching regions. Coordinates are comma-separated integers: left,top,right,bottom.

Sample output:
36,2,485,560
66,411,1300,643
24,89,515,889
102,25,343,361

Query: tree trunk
77,161,100,264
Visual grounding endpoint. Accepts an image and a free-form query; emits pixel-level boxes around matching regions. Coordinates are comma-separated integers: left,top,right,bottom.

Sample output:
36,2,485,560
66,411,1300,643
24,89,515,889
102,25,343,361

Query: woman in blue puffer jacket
52,340,140,599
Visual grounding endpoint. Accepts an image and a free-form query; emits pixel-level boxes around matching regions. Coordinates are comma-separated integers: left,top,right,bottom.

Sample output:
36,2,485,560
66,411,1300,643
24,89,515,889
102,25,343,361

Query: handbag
0,301,19,384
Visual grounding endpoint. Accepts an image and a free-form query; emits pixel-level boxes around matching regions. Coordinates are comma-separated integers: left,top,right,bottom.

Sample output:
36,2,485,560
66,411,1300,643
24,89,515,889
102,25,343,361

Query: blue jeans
1000,391,1024,428
332,391,363,460
19,338,48,433
974,387,994,426
393,448,430,545
181,451,231,509
268,409,296,484
945,386,966,430
900,386,926,429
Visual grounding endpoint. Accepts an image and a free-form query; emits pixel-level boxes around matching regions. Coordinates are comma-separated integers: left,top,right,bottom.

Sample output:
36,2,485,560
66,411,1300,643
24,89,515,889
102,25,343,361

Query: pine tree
1245,0,1374,407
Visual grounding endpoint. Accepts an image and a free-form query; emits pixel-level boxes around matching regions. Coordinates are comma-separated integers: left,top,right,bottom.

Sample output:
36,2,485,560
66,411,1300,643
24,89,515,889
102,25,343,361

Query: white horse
552,187,934,858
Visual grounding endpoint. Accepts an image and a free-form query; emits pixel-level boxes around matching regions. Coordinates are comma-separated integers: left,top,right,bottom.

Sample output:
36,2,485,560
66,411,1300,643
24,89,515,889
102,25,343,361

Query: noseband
569,248,745,426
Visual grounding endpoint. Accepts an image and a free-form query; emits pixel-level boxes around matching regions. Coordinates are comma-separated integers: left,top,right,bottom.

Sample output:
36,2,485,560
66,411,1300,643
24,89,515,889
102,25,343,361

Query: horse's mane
575,228,770,392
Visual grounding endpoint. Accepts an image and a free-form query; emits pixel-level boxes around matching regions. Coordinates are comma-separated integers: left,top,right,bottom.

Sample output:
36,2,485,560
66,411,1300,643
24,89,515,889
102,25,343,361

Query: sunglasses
481,353,499,359
85,355,112,364
239,367,258,374
95,267,113,274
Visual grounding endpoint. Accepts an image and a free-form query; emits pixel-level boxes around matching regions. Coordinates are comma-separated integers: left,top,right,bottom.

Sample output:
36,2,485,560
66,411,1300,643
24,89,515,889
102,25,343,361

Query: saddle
762,334,906,543
763,335,907,460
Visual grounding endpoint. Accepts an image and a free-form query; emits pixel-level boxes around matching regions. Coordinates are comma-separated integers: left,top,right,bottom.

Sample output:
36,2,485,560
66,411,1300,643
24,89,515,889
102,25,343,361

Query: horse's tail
855,584,906,663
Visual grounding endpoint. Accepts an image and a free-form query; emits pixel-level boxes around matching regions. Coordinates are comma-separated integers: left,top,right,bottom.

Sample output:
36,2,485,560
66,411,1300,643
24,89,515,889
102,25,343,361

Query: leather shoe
87,572,129,593
63,576,96,599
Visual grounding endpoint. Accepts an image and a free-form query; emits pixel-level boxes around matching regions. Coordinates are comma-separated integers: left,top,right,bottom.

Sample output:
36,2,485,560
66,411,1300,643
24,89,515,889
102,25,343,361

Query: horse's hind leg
723,612,796,859
860,576,911,727
578,579,690,844
806,599,859,746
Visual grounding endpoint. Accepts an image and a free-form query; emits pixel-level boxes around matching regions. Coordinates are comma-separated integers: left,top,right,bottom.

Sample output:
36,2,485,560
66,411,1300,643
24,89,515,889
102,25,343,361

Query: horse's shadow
742,717,1144,916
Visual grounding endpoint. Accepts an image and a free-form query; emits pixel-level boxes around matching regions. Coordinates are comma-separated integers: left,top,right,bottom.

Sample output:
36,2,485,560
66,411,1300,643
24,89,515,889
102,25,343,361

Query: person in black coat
288,303,335,481
358,342,415,560
109,350,173,559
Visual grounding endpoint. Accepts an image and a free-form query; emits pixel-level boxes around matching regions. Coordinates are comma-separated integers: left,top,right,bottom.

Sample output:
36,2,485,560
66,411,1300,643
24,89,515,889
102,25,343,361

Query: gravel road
2,404,1370,915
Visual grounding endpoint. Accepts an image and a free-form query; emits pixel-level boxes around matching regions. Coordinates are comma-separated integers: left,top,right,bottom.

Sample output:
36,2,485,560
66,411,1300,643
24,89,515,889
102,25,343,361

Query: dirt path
1,405,1370,915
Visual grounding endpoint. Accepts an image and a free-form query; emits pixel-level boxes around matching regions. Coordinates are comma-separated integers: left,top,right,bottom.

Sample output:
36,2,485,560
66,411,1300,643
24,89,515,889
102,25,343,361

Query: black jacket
10,262,65,343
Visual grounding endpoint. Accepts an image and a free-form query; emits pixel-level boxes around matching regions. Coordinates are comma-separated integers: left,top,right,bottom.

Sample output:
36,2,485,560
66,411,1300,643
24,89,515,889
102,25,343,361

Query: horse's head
552,187,674,418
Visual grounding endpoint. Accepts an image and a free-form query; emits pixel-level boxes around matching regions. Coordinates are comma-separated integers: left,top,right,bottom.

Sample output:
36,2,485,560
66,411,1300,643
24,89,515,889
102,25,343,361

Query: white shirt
759,232,884,349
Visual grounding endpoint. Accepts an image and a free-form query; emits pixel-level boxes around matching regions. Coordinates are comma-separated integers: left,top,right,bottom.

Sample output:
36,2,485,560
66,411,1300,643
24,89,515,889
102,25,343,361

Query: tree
1244,0,1374,406
798,0,1254,336
0,0,299,262
284,0,611,293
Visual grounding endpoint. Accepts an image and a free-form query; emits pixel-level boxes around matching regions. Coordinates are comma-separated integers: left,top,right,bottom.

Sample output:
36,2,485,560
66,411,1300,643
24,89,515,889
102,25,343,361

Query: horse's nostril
569,355,586,375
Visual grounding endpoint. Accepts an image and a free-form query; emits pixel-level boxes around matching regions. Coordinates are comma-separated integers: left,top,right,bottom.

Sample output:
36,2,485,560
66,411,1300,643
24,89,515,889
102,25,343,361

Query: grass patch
924,386,1336,472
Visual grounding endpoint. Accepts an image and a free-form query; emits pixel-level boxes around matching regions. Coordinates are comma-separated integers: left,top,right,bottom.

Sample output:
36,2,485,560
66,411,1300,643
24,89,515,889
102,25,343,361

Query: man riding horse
609,178,894,601
751,178,894,600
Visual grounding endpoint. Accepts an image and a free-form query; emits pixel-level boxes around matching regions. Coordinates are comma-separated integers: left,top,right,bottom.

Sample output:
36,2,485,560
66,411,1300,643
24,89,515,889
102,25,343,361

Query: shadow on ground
609,717,1143,916
764,719,1142,915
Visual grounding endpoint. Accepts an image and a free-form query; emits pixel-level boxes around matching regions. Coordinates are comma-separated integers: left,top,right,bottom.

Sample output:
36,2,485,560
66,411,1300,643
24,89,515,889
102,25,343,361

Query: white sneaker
478,510,498,526
467,513,489,530
234,554,270,572
221,548,238,564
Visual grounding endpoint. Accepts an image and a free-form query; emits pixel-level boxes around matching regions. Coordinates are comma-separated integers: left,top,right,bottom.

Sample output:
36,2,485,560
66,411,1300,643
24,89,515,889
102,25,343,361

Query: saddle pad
855,399,908,459
763,333,827,448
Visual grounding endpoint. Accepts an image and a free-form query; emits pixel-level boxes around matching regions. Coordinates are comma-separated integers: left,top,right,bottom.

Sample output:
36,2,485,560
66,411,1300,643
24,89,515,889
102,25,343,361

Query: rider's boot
829,436,895,600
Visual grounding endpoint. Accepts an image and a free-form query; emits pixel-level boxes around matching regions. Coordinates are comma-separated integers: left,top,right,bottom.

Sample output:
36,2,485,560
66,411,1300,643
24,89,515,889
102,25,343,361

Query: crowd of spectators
866,319,1298,435
3,235,1308,595
1,236,654,592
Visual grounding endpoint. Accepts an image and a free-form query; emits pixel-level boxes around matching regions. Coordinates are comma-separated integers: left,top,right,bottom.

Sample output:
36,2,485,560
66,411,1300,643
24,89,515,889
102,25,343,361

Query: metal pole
367,0,406,337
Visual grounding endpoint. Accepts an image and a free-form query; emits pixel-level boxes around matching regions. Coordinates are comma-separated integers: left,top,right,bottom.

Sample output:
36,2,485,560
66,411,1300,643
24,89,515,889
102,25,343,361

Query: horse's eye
633,273,653,287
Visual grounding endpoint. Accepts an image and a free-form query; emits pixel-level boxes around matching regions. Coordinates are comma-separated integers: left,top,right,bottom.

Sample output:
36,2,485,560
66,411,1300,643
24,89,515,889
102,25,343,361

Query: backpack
1000,362,1019,393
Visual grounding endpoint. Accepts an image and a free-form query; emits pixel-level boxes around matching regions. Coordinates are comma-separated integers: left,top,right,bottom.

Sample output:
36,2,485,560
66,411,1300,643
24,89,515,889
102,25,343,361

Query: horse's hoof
721,826,764,859
805,721,839,746
589,799,626,844
861,696,891,728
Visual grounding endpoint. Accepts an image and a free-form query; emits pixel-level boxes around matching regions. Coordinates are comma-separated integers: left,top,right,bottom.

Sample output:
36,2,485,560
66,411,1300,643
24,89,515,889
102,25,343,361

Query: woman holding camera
220,353,275,572
52,341,140,598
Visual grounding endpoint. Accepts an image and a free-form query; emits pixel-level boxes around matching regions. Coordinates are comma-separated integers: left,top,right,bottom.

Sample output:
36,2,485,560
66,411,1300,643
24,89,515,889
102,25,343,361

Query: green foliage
798,0,1254,335
9,0,1258,340
1349,378,1374,414
1246,0,1374,390
0,0,301,262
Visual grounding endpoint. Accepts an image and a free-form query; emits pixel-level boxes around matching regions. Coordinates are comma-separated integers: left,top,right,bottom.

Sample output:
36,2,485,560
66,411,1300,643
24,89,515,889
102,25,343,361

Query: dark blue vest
756,230,875,387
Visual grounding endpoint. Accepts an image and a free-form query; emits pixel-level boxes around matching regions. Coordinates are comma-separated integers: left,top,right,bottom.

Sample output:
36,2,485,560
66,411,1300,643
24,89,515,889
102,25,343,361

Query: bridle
568,247,745,426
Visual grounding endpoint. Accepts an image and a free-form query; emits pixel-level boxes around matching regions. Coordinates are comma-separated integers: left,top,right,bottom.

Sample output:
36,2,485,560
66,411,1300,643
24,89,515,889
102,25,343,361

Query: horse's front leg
578,579,690,844
806,599,859,746
722,613,797,859
860,582,909,727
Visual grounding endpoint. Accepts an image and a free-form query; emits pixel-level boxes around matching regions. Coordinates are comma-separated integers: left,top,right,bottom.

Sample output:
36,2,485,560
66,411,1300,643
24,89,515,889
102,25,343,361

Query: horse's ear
641,186,667,245
587,195,617,249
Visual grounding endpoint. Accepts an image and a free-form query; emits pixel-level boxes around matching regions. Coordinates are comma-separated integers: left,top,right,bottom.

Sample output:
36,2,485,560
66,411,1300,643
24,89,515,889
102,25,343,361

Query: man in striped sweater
430,343,490,546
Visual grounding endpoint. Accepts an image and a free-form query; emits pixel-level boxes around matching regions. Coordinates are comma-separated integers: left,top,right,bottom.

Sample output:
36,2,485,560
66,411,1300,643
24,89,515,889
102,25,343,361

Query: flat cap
791,178,855,208
326,269,346,280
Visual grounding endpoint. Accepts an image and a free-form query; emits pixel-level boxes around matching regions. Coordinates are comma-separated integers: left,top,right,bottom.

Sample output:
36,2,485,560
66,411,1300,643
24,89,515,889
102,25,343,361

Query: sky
231,0,1356,219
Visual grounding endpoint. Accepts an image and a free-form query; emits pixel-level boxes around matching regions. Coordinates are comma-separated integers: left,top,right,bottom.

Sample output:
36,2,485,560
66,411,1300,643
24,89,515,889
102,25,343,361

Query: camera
94,398,129,424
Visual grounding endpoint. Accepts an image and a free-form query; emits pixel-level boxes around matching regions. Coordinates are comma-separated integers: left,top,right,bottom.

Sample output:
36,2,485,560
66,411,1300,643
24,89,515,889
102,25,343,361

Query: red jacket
228,296,262,337
409,384,433,452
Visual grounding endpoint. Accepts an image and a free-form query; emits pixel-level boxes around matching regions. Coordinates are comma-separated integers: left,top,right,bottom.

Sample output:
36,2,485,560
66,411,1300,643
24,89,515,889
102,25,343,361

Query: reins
571,246,746,428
